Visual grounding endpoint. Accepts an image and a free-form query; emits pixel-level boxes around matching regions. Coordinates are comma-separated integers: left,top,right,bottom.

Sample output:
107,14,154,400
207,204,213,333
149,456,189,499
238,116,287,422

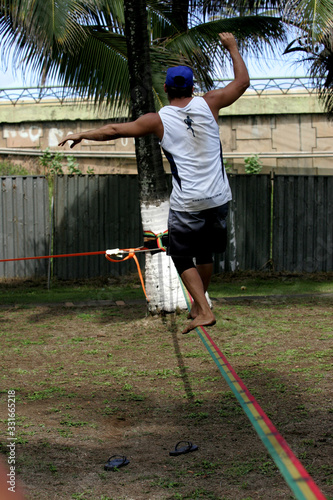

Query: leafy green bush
0,160,30,176
244,154,263,174
39,148,64,175
39,148,93,176
67,156,82,175
224,161,233,173
1,151,94,178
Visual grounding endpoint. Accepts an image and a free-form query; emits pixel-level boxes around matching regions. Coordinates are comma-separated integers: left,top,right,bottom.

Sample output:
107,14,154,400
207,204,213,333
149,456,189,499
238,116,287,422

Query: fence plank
217,175,272,273
272,175,333,272
0,176,50,278
53,175,144,279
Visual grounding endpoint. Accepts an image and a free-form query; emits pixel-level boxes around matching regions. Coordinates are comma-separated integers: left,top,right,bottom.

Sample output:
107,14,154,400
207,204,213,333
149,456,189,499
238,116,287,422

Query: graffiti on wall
2,126,71,148
3,126,43,147
2,125,136,151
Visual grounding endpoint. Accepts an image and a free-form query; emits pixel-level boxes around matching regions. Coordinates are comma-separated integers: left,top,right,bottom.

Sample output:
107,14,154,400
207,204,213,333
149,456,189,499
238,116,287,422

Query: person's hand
58,133,83,148
218,32,238,51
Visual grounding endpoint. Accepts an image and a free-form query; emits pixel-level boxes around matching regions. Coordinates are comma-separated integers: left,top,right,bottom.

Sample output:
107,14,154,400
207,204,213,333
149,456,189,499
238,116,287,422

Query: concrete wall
0,91,332,175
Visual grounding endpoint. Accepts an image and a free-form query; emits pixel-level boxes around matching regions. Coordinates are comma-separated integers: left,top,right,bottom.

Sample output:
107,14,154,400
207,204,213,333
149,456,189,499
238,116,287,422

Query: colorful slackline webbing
143,230,168,250
179,279,327,500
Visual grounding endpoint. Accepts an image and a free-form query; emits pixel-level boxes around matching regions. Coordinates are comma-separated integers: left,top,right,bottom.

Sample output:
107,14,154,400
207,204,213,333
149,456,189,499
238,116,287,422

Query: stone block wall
0,93,332,175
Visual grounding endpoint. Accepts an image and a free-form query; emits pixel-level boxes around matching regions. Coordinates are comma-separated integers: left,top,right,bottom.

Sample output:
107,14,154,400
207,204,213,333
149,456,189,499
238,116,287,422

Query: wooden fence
0,176,50,278
273,175,333,272
0,174,332,279
53,175,142,279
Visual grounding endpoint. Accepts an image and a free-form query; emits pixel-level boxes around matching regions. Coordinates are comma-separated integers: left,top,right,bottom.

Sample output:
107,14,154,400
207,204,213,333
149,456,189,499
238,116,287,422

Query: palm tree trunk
123,0,166,203
123,0,186,312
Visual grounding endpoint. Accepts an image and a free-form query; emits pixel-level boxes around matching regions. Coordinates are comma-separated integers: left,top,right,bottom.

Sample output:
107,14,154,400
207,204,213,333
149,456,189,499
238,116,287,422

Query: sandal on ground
104,455,130,471
169,441,198,456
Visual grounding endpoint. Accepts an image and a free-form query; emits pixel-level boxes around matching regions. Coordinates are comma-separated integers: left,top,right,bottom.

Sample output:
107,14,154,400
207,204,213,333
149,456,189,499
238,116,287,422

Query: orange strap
0,247,150,302
105,249,149,302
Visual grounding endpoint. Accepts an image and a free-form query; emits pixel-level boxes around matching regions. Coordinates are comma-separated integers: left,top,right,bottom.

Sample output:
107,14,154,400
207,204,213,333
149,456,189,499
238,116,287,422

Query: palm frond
85,0,125,33
283,0,333,40
44,28,180,112
47,30,130,111
146,0,175,41
164,15,286,89
150,44,184,108
309,33,333,117
189,0,285,20
284,29,333,117
0,0,94,50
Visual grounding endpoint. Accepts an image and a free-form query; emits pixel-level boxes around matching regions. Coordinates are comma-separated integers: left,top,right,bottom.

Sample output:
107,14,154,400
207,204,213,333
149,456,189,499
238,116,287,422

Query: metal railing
0,77,319,106
0,86,88,106
216,76,319,96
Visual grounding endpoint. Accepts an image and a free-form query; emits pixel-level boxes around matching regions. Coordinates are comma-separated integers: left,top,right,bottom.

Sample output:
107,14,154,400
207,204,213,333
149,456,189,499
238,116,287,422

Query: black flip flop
169,441,198,456
104,455,130,471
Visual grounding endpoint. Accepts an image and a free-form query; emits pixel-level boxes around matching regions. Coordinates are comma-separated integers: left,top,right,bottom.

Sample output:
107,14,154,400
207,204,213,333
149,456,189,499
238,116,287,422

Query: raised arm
58,112,163,148
204,33,250,121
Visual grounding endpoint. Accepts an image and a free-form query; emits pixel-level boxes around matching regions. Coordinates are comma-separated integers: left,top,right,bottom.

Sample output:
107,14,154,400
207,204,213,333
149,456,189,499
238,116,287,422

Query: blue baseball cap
165,66,194,88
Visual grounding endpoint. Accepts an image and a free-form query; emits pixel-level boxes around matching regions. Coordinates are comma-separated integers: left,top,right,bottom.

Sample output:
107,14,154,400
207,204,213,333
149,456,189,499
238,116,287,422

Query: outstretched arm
204,33,250,121
58,112,163,148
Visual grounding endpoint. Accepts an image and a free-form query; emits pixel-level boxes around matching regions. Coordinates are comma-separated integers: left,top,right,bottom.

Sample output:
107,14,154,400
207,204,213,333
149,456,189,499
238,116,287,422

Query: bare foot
182,312,216,334
187,303,198,319
187,300,213,319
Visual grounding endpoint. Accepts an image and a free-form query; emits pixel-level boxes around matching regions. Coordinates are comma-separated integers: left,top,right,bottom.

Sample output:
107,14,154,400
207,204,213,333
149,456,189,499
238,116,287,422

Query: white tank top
158,96,232,212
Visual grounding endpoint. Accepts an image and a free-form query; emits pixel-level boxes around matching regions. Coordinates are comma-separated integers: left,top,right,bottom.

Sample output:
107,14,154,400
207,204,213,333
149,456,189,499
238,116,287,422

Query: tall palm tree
123,0,167,204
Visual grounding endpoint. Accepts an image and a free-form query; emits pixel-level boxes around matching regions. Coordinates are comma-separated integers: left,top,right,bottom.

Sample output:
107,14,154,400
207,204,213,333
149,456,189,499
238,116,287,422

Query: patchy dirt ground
0,296,332,500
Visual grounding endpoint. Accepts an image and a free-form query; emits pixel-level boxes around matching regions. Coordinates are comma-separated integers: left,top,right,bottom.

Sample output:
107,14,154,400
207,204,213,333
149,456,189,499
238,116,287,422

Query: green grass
0,291,331,500
0,272,332,305
0,277,145,304
209,273,333,298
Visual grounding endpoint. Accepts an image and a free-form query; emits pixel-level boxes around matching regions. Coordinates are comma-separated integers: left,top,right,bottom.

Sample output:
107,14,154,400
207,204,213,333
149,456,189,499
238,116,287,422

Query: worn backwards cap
165,66,193,88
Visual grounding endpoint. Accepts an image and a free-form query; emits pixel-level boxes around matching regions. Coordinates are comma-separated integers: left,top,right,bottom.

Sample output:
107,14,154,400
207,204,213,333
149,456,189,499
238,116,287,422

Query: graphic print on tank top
184,115,195,137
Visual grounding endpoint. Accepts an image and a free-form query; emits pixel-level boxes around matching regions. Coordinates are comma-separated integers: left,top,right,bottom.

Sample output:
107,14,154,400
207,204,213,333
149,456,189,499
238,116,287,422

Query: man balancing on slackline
58,32,250,334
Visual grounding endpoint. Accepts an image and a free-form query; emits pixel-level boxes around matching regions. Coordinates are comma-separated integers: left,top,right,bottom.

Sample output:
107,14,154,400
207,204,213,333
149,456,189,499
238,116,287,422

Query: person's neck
168,96,193,108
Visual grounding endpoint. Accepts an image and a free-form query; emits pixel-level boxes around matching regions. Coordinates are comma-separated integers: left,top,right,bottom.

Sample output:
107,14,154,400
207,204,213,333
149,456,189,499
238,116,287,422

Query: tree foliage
283,0,333,116
0,0,286,112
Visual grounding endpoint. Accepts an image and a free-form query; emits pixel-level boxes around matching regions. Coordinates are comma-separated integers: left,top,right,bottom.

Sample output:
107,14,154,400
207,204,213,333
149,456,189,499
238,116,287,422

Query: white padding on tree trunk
141,200,187,312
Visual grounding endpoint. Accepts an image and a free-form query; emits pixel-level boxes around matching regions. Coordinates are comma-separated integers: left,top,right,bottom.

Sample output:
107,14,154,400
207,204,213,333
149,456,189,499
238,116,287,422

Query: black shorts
167,203,229,258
